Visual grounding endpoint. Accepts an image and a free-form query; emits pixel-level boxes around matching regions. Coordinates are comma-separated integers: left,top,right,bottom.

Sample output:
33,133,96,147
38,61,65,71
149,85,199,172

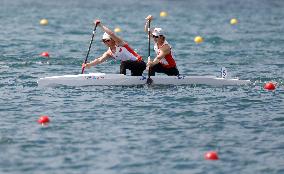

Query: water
1,0,284,173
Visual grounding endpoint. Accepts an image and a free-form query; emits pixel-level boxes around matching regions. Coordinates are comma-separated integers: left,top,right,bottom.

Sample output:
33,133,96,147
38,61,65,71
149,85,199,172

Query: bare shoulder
116,40,126,47
160,44,170,51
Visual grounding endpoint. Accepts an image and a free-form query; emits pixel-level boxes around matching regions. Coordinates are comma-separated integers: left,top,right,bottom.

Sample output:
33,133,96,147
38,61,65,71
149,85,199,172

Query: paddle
146,20,153,85
81,23,98,74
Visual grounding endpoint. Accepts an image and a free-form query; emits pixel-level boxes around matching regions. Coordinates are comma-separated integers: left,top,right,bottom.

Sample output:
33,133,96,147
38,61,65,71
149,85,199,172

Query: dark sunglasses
102,39,111,43
152,35,159,38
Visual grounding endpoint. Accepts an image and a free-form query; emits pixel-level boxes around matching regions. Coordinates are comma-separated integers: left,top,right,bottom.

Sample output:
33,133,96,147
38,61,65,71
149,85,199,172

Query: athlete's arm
83,51,111,68
95,20,125,46
147,45,170,67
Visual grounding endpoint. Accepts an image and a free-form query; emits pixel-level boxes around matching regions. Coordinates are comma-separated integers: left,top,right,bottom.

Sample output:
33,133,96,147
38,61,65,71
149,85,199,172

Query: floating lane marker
205,151,219,160
264,82,276,91
114,27,122,33
40,52,50,58
230,18,238,25
40,18,49,26
194,36,204,44
160,11,168,17
38,115,50,125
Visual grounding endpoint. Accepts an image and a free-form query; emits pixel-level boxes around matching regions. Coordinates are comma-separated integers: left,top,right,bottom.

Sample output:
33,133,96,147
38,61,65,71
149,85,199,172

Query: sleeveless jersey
109,44,142,61
154,40,176,68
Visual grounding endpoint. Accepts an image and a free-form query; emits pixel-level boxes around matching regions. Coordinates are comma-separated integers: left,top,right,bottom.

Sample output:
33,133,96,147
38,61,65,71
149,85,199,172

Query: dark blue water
1,0,284,173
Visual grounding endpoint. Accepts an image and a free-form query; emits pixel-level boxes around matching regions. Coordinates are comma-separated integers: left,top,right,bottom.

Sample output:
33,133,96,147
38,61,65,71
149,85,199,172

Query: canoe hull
37,73,251,87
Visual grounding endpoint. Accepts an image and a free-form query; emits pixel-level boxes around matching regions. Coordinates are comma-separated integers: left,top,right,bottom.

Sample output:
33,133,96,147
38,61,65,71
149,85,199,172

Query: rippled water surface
1,0,284,173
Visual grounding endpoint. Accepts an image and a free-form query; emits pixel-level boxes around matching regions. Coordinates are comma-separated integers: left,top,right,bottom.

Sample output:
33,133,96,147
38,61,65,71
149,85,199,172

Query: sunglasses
102,39,111,43
152,35,159,38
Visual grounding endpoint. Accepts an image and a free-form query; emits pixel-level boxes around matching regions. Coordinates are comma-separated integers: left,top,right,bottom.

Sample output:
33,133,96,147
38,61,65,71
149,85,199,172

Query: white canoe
37,73,251,87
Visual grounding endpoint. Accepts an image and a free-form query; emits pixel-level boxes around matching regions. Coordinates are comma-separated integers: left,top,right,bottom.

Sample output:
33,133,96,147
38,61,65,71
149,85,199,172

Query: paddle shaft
147,20,153,85
148,21,151,63
81,24,98,74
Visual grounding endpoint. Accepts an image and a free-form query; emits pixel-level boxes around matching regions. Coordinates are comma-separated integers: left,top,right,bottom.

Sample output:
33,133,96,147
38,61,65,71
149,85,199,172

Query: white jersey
109,44,142,61
154,40,177,68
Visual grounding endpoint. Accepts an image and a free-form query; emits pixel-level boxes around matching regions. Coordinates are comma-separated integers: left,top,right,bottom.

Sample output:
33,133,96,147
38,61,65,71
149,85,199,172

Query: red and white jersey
154,40,176,68
109,44,142,61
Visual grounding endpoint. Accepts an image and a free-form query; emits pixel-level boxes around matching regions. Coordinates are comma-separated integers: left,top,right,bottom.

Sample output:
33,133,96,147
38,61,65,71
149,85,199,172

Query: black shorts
120,60,146,76
149,63,179,76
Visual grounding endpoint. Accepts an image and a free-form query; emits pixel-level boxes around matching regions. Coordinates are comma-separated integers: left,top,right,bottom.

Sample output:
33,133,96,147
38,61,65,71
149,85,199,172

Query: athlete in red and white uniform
83,20,146,76
144,15,179,76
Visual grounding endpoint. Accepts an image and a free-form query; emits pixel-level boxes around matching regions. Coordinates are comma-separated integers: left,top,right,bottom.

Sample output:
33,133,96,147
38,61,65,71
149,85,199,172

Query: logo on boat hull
140,75,146,80
177,75,185,79
85,76,105,80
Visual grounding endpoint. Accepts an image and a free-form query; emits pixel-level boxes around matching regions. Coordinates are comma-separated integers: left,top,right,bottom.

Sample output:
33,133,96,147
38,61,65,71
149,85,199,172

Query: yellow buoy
194,36,203,44
40,19,48,26
230,18,238,25
114,27,122,33
160,11,168,17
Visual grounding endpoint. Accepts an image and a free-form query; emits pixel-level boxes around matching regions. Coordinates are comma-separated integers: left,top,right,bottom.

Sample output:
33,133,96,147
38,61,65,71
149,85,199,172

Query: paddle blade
147,77,153,85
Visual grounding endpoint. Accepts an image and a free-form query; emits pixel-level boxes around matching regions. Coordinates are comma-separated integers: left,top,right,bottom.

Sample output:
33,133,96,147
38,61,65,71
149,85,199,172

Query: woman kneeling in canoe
82,20,146,76
144,15,179,76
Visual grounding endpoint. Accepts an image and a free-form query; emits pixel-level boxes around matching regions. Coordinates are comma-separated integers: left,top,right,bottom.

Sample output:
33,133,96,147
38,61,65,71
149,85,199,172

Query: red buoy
264,82,276,90
38,115,50,125
40,52,50,58
205,151,219,160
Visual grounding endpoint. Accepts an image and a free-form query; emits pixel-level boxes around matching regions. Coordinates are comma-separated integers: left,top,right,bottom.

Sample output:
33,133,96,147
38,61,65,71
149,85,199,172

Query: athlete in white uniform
144,15,179,76
83,20,146,76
